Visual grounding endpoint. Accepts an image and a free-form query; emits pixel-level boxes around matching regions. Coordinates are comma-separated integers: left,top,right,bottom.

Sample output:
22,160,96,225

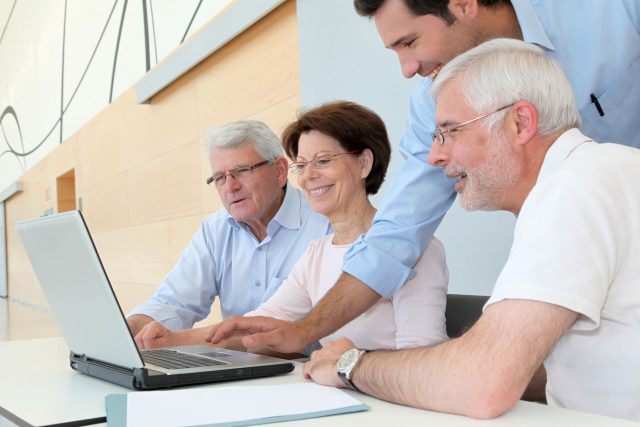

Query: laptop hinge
69,351,139,389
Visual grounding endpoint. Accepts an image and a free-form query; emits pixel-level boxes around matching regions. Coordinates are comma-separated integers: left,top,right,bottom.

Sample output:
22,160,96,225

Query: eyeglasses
206,160,270,187
289,151,362,175
431,103,515,145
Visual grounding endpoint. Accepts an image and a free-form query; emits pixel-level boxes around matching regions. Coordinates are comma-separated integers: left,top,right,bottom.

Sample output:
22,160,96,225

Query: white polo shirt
487,129,640,421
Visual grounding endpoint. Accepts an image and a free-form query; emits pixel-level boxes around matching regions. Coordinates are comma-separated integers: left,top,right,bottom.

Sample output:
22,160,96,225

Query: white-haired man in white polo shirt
303,39,640,421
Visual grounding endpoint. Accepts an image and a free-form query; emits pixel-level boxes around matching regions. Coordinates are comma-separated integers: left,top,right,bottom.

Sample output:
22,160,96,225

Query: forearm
350,302,573,418
299,272,381,344
350,340,509,417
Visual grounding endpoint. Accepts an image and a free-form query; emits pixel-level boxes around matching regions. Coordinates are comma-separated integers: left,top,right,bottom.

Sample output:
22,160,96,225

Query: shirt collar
537,128,593,182
226,181,302,231
511,0,555,51
271,181,303,230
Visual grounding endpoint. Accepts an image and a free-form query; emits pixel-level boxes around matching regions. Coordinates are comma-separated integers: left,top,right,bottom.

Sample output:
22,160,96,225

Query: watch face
337,349,359,373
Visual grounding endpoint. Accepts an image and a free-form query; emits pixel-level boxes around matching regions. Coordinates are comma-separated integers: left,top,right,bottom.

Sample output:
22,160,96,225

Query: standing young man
209,0,640,354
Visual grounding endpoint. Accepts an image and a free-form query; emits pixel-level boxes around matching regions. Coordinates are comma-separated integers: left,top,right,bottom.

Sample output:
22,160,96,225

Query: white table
0,337,637,426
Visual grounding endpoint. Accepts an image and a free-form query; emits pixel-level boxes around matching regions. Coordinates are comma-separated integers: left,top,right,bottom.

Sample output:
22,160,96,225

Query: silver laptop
15,211,293,390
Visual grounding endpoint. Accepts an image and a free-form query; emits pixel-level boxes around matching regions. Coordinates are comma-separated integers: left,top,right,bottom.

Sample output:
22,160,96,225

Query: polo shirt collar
538,128,593,182
511,0,555,51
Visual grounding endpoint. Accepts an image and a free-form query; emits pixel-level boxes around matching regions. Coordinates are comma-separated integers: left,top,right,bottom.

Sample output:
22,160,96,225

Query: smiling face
296,130,369,221
209,143,287,231
429,79,521,211
374,0,482,80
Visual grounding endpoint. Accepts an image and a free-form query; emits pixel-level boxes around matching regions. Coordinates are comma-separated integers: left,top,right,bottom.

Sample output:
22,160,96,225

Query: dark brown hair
282,101,391,195
354,0,511,25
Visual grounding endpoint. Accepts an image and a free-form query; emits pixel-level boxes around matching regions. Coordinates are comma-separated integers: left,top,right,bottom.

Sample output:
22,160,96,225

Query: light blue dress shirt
344,0,640,297
128,182,331,330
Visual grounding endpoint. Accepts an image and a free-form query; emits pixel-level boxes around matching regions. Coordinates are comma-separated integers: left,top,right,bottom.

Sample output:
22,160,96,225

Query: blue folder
105,393,368,426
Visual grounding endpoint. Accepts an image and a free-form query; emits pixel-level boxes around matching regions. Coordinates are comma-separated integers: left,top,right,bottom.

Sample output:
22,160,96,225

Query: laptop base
70,352,295,390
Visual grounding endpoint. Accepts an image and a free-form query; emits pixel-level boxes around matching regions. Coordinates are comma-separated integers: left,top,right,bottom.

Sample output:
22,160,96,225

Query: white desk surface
1,337,637,427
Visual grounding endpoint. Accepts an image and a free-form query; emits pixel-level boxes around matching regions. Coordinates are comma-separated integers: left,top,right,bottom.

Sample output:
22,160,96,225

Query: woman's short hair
282,101,391,195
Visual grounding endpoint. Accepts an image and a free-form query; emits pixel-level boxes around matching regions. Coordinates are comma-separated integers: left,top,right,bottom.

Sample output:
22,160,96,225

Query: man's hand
206,273,380,353
135,321,182,349
303,337,357,388
205,316,311,353
127,314,154,336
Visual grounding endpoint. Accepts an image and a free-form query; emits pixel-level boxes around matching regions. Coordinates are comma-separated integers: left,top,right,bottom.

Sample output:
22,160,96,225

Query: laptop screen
16,211,144,370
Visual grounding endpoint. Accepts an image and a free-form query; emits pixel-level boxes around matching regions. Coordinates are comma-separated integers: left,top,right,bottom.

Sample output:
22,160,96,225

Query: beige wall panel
121,214,204,285
91,214,203,286
196,1,300,135
245,94,300,140
76,110,127,190
123,78,200,172
127,140,202,225
81,172,129,233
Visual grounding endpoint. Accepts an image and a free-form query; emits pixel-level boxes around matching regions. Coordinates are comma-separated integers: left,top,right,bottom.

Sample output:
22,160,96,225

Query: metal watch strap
339,349,367,392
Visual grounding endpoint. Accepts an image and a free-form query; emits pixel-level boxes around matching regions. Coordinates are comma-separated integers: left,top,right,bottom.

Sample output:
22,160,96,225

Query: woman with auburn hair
239,101,449,351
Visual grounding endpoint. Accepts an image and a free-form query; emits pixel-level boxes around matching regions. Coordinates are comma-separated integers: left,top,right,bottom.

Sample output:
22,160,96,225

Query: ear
273,157,289,187
359,149,374,179
450,0,478,20
511,101,539,145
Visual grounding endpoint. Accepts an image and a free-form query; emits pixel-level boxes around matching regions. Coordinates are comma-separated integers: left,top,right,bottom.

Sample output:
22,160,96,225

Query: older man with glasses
303,39,640,422
127,120,331,346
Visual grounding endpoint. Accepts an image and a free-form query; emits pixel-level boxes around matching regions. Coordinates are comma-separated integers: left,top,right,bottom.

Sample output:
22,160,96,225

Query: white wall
296,0,516,296
0,0,232,192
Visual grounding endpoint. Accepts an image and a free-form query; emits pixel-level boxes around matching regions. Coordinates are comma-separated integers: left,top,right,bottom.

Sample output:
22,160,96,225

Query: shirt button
254,282,261,287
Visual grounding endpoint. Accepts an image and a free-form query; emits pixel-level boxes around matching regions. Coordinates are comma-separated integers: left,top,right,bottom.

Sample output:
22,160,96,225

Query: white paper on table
126,382,365,427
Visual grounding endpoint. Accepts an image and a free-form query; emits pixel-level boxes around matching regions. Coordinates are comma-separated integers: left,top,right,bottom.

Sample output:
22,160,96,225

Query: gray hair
431,38,580,135
204,120,284,161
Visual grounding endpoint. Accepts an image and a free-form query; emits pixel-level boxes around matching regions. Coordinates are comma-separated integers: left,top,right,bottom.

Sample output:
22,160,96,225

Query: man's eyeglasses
431,103,515,146
289,151,362,175
206,160,270,187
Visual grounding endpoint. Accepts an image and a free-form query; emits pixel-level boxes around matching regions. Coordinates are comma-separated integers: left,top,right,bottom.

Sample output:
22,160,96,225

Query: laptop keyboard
141,349,228,370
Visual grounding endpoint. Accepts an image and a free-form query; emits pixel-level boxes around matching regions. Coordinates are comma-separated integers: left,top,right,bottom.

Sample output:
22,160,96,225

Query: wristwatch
336,348,367,392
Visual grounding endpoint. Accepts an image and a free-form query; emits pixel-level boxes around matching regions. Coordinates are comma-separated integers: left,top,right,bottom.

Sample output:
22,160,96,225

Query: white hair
431,38,580,135
204,120,284,161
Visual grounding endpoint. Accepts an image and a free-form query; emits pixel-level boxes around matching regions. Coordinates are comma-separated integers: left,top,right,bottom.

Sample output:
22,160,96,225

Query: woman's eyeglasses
289,151,362,175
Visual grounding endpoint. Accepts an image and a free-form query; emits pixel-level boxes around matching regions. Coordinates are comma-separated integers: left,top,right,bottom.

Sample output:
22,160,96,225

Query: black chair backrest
445,294,490,338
